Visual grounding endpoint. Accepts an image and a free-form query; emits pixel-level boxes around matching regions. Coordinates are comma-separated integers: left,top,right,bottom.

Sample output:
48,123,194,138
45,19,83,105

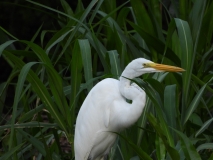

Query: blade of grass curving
8,62,39,150
174,18,193,122
78,26,109,72
78,39,93,91
26,0,97,64
202,46,213,62
57,0,98,64
0,26,18,40
44,64,71,124
18,105,43,123
96,11,121,31
196,143,213,152
89,0,104,24
183,83,207,125
117,7,131,27
192,74,213,94
195,117,213,137
45,27,73,54
3,51,67,133
19,40,71,126
107,50,121,79
173,129,201,160
0,40,17,56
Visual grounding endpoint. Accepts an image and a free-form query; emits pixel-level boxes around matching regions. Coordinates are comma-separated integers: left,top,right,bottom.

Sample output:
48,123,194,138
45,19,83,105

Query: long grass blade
9,62,38,150
78,39,93,91
195,117,213,137
70,40,83,126
183,83,207,124
164,84,177,139
4,51,67,133
107,50,121,79
196,143,213,152
174,18,193,123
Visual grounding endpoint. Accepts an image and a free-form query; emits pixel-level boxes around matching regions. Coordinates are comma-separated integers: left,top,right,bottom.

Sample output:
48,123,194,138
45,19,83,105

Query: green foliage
0,0,213,159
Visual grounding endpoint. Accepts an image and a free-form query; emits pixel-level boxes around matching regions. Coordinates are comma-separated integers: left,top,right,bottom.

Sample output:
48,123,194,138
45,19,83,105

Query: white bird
74,58,184,160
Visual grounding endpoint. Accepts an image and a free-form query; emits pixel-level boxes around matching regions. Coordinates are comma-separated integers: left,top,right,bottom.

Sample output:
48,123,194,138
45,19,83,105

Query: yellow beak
146,63,185,72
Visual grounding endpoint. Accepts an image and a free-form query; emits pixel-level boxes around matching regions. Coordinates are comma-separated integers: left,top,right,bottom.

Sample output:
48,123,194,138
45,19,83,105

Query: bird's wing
103,101,113,128
87,130,117,159
87,130,104,158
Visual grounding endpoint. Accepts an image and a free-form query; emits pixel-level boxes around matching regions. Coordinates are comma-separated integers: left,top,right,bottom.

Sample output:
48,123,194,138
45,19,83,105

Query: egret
74,58,184,160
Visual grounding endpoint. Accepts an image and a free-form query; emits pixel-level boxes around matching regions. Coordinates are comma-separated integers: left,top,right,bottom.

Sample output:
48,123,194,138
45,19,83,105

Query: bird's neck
119,70,138,100
119,69,133,87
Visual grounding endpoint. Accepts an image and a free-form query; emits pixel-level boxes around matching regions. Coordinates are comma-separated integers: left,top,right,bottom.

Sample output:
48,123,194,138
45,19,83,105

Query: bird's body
74,78,145,159
74,58,184,160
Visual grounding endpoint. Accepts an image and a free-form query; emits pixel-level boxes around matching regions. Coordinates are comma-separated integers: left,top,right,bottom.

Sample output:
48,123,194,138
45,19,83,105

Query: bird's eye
143,63,147,67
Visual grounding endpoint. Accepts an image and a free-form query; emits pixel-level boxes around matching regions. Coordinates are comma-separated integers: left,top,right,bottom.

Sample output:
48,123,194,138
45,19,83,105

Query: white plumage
74,58,184,160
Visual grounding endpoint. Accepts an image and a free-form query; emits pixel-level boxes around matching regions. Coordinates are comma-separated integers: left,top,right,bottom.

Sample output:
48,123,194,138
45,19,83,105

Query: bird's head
123,58,185,78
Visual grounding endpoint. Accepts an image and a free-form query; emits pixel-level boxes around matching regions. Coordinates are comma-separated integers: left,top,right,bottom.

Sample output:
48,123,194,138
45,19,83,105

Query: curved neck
119,69,140,100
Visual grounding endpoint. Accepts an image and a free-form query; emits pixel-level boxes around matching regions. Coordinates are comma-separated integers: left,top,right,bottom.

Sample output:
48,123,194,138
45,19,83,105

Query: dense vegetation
0,0,213,159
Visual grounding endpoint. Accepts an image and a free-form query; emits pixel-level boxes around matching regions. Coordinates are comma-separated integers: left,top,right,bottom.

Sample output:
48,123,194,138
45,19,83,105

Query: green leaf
183,83,207,124
164,85,177,138
156,136,166,160
195,117,213,137
148,114,179,160
197,143,213,152
70,40,83,125
107,50,121,79
173,129,201,160
189,0,205,42
78,39,93,91
45,27,73,53
174,18,193,115
9,62,39,150
4,51,67,133
0,40,17,56
130,0,155,36
132,78,175,148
